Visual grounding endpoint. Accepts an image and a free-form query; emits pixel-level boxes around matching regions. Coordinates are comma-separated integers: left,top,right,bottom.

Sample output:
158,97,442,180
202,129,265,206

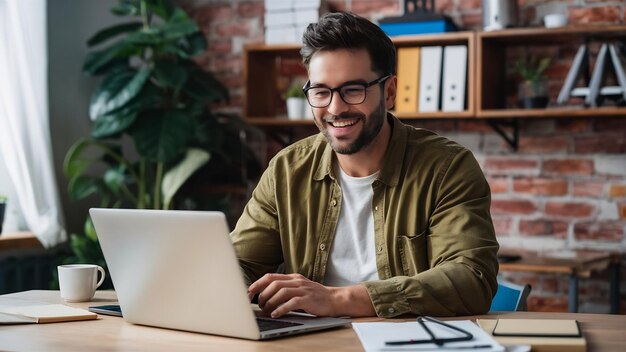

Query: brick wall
184,0,626,313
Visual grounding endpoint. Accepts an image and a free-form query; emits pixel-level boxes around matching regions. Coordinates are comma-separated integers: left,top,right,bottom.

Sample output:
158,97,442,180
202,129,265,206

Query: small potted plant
284,81,307,120
514,55,551,109
0,195,7,235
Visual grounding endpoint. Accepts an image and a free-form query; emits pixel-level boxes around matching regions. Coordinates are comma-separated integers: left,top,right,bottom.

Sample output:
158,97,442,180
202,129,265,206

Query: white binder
441,45,468,112
418,46,443,112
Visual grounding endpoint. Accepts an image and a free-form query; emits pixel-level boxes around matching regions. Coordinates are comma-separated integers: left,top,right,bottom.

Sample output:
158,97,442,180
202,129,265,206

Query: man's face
306,49,395,155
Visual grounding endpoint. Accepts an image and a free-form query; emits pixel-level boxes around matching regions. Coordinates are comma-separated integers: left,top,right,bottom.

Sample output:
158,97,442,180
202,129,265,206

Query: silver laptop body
90,208,350,340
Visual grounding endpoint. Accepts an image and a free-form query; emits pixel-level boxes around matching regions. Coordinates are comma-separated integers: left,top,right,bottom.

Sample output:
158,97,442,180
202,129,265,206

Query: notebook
89,208,350,340
0,304,97,324
477,319,586,352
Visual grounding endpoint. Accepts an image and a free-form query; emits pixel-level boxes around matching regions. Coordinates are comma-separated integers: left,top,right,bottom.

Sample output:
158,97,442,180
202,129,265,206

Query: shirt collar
313,112,407,186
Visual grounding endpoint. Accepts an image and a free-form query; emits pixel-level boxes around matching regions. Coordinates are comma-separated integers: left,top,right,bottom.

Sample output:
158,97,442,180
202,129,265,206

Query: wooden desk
1,290,625,351
499,250,621,313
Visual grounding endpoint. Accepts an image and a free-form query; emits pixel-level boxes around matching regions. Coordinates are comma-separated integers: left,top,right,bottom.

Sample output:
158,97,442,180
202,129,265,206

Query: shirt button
331,199,337,207
375,206,379,211
320,243,326,251
388,307,395,314
377,245,383,253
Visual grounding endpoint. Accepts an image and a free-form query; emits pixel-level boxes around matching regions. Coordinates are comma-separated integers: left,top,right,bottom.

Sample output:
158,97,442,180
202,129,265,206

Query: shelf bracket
487,119,519,151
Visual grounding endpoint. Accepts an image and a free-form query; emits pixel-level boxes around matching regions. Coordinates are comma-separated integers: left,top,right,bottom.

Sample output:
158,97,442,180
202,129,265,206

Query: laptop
89,208,350,340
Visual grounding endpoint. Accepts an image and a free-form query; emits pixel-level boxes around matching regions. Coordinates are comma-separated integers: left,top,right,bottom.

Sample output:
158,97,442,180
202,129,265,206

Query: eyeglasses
302,75,391,108
385,316,474,346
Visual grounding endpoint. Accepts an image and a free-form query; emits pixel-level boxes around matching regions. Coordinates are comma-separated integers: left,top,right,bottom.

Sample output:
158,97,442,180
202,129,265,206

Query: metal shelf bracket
487,119,519,151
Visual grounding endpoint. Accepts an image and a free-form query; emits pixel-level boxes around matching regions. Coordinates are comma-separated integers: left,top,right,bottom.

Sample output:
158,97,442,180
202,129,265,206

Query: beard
318,99,386,155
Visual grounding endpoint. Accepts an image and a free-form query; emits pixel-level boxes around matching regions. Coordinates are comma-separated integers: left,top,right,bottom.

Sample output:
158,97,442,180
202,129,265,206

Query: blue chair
490,279,532,312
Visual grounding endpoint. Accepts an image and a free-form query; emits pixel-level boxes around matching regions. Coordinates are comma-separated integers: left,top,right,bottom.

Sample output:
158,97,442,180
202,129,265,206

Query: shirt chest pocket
397,231,429,276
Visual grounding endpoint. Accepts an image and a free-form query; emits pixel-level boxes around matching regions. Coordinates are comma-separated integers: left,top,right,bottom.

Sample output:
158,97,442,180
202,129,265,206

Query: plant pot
286,97,306,120
517,80,549,109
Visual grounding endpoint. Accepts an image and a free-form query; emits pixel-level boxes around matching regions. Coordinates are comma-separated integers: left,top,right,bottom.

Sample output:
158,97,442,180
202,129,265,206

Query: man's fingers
271,296,306,318
262,286,304,314
248,273,292,295
258,279,302,308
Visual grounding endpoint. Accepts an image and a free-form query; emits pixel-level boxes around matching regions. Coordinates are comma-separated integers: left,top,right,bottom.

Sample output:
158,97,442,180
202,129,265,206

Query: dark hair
301,12,396,76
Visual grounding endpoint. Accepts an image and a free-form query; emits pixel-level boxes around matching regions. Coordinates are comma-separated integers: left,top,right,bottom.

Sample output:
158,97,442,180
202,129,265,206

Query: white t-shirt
324,164,380,287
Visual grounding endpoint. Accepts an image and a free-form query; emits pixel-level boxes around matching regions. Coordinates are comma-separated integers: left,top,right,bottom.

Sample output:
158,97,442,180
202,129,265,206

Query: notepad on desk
0,304,97,324
477,319,586,352
353,319,504,351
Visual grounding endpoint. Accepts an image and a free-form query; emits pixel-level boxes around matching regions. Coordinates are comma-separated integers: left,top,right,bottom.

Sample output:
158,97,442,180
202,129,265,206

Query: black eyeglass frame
302,74,392,108
385,316,474,346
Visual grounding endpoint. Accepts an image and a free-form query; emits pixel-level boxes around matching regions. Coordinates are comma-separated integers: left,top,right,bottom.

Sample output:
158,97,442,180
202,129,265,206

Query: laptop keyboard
256,318,304,331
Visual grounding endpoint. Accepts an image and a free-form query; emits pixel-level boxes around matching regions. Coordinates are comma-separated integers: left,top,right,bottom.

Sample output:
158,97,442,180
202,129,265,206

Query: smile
329,119,358,128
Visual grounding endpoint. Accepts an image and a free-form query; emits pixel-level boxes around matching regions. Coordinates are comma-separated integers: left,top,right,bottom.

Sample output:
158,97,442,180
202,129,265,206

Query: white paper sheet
352,320,504,352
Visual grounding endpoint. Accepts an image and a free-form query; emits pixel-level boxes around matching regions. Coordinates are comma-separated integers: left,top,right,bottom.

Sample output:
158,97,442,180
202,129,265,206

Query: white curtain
0,0,66,247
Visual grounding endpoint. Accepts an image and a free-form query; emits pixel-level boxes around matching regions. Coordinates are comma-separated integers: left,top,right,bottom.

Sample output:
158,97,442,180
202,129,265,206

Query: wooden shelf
0,232,42,251
478,106,626,119
244,26,626,129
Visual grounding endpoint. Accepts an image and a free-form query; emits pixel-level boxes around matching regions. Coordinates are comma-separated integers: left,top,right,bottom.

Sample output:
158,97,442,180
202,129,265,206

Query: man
231,12,499,318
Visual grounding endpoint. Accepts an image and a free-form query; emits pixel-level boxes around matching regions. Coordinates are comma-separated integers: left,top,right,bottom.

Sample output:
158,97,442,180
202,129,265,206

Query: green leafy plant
63,0,259,268
283,81,306,99
513,55,551,82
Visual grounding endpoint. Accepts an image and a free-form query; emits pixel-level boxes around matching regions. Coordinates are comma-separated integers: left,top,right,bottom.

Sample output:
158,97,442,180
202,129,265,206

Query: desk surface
1,290,625,352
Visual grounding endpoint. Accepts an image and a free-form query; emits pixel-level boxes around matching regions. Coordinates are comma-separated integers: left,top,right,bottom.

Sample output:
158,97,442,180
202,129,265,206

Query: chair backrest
489,279,532,312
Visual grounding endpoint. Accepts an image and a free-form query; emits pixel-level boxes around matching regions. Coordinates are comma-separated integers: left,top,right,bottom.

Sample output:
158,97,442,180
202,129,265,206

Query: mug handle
95,266,106,289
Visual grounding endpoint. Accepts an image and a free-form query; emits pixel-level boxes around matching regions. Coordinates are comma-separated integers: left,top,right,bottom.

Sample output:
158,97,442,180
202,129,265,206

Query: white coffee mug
58,264,106,302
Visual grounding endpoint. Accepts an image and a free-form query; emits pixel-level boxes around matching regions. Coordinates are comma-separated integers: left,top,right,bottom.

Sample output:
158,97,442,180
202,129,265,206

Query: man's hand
247,273,376,318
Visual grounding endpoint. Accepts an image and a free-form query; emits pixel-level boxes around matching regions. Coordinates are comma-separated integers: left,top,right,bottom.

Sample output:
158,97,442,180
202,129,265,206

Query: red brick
545,201,594,218
435,0,454,12
492,217,512,236
569,6,621,24
460,13,482,30
543,159,593,175
459,0,481,11
609,184,626,198
518,136,570,153
351,0,400,15
540,277,561,293
519,219,568,238
215,22,250,37
594,118,626,132
573,181,605,197
458,120,494,132
528,296,568,312
488,177,509,193
192,4,233,23
491,200,537,215
574,221,625,241
211,55,242,73
574,134,626,154
513,178,568,196
208,40,233,55
238,1,264,18
486,158,538,173
555,119,589,133
619,203,626,220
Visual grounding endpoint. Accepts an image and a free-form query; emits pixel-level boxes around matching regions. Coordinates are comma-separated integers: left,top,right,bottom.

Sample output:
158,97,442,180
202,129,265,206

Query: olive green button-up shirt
231,114,499,317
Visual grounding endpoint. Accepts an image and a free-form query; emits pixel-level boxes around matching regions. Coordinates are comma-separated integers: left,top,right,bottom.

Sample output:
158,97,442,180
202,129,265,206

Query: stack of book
264,0,321,44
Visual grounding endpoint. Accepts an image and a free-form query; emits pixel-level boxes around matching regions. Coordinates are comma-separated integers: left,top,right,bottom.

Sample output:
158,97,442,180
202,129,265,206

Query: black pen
383,344,492,349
